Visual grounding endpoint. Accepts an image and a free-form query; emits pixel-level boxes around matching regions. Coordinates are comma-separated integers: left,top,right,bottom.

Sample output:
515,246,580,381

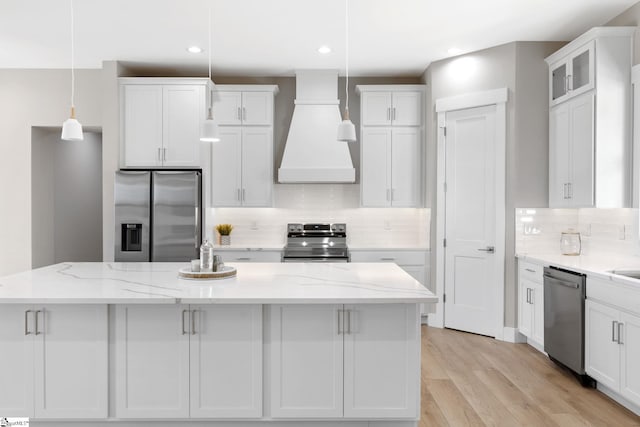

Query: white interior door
444,105,497,337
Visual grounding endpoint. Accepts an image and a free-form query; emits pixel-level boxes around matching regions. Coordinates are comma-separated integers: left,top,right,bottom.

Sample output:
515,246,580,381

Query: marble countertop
0,262,437,305
516,252,640,286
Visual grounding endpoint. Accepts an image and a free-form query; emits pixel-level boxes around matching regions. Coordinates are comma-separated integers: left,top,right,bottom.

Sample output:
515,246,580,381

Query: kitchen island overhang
0,262,437,426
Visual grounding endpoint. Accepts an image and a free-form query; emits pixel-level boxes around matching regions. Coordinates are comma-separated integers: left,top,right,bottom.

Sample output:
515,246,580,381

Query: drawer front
587,276,640,315
518,260,543,284
217,250,282,263
349,250,427,266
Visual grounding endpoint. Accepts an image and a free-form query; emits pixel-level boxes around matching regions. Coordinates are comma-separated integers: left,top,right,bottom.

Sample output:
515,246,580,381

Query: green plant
215,223,234,235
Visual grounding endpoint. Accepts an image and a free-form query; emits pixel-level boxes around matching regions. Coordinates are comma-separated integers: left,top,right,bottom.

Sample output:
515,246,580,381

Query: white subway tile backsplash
206,184,430,249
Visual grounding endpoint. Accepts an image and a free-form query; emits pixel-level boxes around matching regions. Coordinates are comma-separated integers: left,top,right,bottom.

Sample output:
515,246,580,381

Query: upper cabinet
546,27,634,208
120,78,212,168
210,85,278,207
357,85,425,207
360,90,422,126
213,90,274,126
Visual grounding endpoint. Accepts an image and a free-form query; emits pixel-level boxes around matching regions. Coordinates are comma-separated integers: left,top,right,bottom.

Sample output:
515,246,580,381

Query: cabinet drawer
350,250,427,266
518,260,543,284
216,250,282,263
587,276,640,315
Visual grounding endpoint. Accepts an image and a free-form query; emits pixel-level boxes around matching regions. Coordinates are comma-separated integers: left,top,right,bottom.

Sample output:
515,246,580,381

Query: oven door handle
543,275,579,288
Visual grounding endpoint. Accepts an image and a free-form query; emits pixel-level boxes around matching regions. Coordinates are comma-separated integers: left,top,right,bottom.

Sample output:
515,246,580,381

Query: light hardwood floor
421,326,640,426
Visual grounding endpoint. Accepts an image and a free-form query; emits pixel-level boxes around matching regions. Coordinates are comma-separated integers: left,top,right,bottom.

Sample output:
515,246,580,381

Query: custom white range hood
278,70,356,183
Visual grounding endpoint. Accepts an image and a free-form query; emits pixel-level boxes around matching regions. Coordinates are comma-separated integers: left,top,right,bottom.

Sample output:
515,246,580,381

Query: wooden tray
178,266,237,280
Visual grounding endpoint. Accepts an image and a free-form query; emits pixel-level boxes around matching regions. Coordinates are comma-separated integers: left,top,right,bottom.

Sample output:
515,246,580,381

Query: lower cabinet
518,278,544,346
586,299,640,406
270,303,419,419
0,304,108,419
115,304,262,419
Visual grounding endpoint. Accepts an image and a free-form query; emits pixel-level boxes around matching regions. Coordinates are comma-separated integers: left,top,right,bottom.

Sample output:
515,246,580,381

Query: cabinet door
550,60,569,105
531,282,545,345
115,305,190,418
190,305,262,418
211,127,242,207
568,92,595,207
212,91,242,125
362,92,392,126
518,280,533,339
122,85,163,167
162,85,203,167
549,102,571,207
34,305,107,418
620,311,640,406
343,304,419,418
392,92,422,126
241,127,273,207
585,300,620,390
270,304,343,418
391,127,420,207
569,41,595,99
0,305,34,417
242,92,273,125
361,128,391,207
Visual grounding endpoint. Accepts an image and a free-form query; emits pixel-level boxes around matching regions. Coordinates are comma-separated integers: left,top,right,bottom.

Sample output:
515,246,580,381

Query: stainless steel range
282,223,349,262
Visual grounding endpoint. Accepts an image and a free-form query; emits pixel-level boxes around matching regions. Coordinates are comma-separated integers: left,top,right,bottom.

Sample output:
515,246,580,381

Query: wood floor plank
420,326,640,426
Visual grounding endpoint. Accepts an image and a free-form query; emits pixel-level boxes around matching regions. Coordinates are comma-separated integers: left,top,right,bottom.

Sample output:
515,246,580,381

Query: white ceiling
1,0,637,76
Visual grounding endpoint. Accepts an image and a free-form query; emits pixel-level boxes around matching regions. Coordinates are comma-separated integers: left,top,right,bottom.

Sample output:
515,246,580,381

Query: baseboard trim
501,327,527,343
598,383,640,417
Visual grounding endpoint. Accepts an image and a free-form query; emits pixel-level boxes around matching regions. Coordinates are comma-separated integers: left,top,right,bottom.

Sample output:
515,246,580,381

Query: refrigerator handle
195,174,202,249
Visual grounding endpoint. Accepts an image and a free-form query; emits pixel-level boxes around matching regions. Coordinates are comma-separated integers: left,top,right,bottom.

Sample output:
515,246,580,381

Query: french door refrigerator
114,170,202,262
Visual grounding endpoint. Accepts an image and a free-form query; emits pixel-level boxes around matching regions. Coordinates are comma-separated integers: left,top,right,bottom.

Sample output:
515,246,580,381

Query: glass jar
200,240,214,272
560,230,581,256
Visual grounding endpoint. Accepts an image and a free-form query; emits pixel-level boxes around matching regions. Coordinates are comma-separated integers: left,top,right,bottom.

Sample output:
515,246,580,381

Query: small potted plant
215,223,234,245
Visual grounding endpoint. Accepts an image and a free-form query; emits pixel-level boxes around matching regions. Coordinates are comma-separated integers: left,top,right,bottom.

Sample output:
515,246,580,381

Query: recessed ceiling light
448,47,463,56
187,46,203,54
318,45,332,54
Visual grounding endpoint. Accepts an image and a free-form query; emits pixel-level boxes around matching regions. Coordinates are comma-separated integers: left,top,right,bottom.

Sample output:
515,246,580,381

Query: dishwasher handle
543,274,580,289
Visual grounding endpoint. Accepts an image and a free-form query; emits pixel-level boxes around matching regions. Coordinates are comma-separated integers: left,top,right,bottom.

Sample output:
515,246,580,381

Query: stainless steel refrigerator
114,170,202,262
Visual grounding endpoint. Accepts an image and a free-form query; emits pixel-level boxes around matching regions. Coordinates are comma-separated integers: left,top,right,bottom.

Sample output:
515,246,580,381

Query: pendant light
61,0,83,141
337,0,356,142
200,3,220,142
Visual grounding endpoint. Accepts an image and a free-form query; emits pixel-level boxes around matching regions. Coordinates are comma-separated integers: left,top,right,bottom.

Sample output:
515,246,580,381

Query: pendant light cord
208,3,213,114
344,0,349,115
70,0,76,111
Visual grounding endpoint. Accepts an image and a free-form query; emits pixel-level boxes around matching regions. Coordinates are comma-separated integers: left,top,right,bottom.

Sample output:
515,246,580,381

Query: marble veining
0,262,437,304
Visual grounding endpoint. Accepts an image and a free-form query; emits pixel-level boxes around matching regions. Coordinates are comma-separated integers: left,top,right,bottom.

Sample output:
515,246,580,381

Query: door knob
477,246,495,253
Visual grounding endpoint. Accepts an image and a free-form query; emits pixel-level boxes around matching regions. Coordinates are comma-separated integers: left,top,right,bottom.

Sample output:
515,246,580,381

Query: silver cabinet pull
478,246,495,253
346,309,352,334
525,268,536,273
618,322,624,345
157,147,162,161
526,288,530,304
242,188,246,202
163,148,167,162
380,257,396,261
237,107,242,120
612,320,618,342
236,257,251,261
191,309,197,335
393,107,397,121
35,310,42,335
337,309,342,335
25,310,32,335
181,309,188,335
242,107,247,121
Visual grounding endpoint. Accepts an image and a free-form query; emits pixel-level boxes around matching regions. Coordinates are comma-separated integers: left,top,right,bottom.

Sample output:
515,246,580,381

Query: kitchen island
0,262,436,426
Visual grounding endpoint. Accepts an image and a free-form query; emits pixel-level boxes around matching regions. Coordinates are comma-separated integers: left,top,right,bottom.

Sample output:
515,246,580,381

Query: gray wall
606,2,640,64
31,129,103,267
423,41,563,328
0,69,103,276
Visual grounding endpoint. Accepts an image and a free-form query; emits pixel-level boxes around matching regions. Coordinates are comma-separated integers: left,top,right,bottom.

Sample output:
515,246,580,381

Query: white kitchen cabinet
546,27,634,208
517,261,544,348
549,92,594,208
360,89,422,126
270,304,344,418
213,90,274,126
190,305,262,418
120,78,211,168
270,303,420,419
357,85,424,208
360,127,421,207
343,304,419,418
620,311,640,405
586,300,623,391
211,126,273,207
549,41,595,106
0,304,108,419
115,304,263,419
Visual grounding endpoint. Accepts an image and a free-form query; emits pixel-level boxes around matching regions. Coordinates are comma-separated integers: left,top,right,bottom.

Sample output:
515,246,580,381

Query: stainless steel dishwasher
543,266,595,387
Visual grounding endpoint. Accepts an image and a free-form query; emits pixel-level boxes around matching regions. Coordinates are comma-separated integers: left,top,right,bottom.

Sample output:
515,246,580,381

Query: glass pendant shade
200,109,220,142
61,107,84,141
